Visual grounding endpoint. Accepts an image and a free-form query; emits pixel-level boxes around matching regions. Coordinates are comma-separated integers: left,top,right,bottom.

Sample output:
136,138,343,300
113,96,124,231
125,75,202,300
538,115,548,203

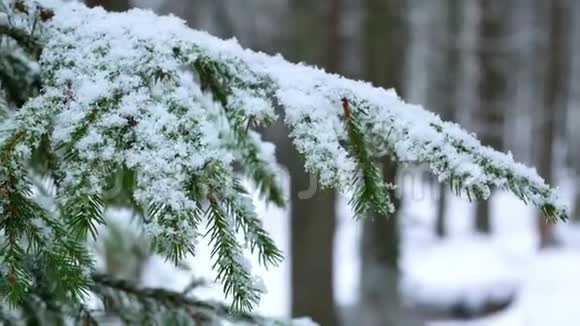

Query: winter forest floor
111,168,580,325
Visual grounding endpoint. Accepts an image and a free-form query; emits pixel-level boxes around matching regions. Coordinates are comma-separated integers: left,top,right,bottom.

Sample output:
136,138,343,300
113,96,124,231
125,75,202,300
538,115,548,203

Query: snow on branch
0,0,567,317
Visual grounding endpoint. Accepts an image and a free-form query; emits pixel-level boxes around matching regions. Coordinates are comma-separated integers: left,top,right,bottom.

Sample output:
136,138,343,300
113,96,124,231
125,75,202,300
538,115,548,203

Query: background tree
473,0,510,234
569,0,580,223
284,1,339,324
357,0,416,325
535,0,569,246
430,0,461,238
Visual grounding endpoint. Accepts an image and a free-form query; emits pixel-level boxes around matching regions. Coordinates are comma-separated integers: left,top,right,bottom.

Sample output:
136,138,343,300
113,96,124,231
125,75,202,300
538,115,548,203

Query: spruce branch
0,172,92,304
206,195,259,312
186,162,280,310
0,0,569,319
192,56,285,207
91,272,281,325
342,98,394,219
230,118,285,208
146,204,202,264
0,52,40,106
425,120,567,222
228,179,283,267
0,24,39,55
0,132,34,303
0,130,92,305
61,194,105,240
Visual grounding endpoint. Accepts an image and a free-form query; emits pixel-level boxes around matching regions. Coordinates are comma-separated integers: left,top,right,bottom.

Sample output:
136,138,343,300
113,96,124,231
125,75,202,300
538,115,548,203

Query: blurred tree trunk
433,0,461,238
505,0,538,165
286,1,338,325
358,1,417,325
405,0,462,238
575,191,580,223
435,184,448,237
85,0,130,11
359,161,403,326
570,1,580,223
474,0,510,234
290,178,337,326
536,0,568,246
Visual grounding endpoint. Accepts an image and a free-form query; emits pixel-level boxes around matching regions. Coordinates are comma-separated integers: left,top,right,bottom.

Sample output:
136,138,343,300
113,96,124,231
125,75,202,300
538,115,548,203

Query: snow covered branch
0,0,567,319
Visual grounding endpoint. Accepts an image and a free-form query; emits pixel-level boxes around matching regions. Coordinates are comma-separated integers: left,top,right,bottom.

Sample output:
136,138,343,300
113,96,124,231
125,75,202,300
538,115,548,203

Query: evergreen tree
0,0,568,324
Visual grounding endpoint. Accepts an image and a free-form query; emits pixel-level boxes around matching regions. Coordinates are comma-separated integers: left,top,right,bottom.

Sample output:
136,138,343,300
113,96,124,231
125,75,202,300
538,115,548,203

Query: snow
402,237,522,311
402,173,580,325
130,170,580,325
2,0,574,321
429,249,580,326
11,0,566,223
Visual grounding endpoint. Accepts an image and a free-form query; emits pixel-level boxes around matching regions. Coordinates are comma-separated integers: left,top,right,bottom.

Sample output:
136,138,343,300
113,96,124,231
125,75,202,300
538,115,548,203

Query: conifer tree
0,0,568,324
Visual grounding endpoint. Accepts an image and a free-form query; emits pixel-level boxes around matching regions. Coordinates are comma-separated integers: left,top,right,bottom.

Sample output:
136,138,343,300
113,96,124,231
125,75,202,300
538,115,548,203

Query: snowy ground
402,171,580,326
132,170,580,325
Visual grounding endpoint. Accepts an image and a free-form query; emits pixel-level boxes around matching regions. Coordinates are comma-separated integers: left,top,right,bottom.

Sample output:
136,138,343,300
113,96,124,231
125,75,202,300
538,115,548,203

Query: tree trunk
436,184,447,238
432,0,461,238
359,160,403,325
358,1,418,325
287,1,338,325
570,1,580,223
574,190,580,223
536,0,568,247
290,180,337,325
475,199,491,234
85,0,130,12
474,0,510,234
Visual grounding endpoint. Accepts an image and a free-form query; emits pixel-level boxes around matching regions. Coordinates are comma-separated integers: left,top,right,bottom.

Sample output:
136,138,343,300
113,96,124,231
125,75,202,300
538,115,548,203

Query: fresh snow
132,172,580,325
402,174,580,325
429,249,580,326
10,0,568,222
2,0,574,322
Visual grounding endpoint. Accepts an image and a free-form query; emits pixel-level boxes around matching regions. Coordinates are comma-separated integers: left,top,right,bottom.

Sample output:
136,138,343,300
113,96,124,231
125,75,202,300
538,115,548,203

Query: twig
91,273,282,325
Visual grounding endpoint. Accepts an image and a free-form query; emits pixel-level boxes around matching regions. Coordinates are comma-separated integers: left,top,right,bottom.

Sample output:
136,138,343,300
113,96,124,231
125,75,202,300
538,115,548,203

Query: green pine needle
343,99,394,219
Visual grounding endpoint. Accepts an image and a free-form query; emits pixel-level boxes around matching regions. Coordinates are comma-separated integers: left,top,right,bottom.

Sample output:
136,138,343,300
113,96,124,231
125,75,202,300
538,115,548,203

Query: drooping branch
91,273,282,325
0,0,569,318
342,98,394,219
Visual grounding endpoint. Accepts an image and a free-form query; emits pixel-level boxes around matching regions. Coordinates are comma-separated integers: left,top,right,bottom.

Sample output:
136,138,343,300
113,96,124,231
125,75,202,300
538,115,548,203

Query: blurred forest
87,0,580,325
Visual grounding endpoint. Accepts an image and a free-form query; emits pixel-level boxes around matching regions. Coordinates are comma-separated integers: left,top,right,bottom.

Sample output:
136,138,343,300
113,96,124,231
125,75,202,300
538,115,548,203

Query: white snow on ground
404,172,580,326
135,171,580,325
429,249,580,326
401,236,522,311
400,182,537,314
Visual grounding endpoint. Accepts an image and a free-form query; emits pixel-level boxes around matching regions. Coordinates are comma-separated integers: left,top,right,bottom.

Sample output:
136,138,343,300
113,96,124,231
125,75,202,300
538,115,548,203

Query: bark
290,177,337,325
574,190,580,223
286,1,339,325
359,160,403,325
358,1,419,325
570,2,580,223
474,0,510,234
536,0,568,247
475,198,491,234
436,185,447,238
433,0,461,238
506,0,538,165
